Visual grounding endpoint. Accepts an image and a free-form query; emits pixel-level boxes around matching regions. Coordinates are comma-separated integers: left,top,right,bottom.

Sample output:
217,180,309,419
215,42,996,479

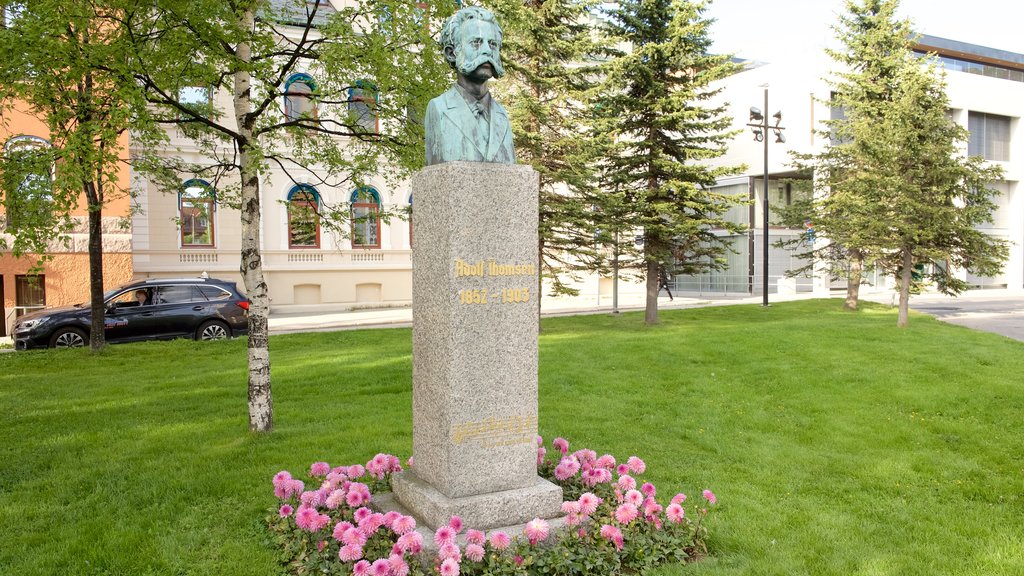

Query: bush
266,437,716,575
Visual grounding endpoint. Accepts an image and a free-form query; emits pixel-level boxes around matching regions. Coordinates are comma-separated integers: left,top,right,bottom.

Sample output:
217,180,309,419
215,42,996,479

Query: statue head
439,6,506,83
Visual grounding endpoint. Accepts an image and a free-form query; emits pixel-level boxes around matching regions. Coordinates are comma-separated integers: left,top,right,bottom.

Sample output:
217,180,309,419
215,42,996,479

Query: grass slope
1,300,1021,575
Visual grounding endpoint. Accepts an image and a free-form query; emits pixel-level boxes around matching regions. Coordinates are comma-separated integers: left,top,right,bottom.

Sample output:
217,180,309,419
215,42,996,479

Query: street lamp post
747,87,785,307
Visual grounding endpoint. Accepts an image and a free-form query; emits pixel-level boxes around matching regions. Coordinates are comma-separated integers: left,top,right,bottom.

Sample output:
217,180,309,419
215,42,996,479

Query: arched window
348,80,379,133
2,135,53,232
288,185,320,248
180,179,215,247
284,73,317,121
351,187,381,249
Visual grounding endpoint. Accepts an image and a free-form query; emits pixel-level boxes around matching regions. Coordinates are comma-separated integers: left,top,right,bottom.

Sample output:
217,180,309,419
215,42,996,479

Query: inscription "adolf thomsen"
454,258,537,277
451,415,537,447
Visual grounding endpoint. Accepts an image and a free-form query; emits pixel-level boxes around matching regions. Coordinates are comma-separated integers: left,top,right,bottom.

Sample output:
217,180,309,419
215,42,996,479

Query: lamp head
751,127,764,142
749,107,763,122
774,131,786,144
773,110,783,126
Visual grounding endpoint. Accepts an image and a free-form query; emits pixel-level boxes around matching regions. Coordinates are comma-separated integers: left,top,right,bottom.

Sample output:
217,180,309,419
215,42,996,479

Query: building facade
684,35,1024,296
0,104,133,337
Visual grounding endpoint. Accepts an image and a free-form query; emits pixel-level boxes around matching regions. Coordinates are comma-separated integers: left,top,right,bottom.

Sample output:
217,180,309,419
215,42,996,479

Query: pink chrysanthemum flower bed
266,439,716,575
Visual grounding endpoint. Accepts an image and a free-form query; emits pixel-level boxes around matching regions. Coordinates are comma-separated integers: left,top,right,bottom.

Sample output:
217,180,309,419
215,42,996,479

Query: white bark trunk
234,8,273,432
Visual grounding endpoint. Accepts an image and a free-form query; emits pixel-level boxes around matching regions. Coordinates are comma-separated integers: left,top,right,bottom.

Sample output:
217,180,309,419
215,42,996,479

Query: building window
180,179,215,247
15,274,45,318
288,185,321,248
2,135,53,232
284,73,317,121
351,187,381,249
348,80,379,133
968,112,1011,162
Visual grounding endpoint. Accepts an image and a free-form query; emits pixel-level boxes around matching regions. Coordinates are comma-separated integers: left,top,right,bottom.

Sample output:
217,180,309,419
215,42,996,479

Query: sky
703,0,1024,64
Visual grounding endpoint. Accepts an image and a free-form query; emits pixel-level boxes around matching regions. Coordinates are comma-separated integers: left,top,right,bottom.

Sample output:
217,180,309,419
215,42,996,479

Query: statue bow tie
471,101,486,117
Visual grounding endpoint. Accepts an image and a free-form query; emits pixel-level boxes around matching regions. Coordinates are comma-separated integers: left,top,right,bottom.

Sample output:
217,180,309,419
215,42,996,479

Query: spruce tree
597,0,743,325
487,0,611,316
794,0,1007,324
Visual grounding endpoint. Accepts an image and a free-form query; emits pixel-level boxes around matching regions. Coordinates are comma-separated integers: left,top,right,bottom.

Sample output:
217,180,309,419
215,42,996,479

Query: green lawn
1,300,1022,575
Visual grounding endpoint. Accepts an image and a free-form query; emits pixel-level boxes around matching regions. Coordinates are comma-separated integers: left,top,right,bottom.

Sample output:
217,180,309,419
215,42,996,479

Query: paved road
902,291,1024,342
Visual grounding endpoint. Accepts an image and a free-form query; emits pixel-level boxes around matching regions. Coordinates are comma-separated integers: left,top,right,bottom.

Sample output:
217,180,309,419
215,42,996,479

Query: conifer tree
486,0,611,315
793,0,1007,324
596,0,743,325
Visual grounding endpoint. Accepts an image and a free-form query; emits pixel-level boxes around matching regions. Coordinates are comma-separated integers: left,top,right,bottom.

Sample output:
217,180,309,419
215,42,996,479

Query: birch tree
120,0,453,431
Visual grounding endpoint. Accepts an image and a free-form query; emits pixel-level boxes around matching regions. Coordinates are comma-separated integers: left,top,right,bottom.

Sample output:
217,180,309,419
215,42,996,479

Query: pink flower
346,482,371,507
617,474,637,491
561,501,581,515
279,504,294,518
325,489,346,510
536,435,543,446
338,544,363,562
465,543,485,562
273,470,292,487
627,456,646,474
327,470,347,484
310,461,330,477
577,528,587,538
438,542,461,561
370,559,390,576
514,555,524,566
671,493,687,505
641,482,656,497
440,557,460,576
332,521,354,541
666,503,685,523
342,527,368,547
524,518,550,545
448,515,464,533
466,529,485,545
352,559,371,576
396,531,423,554
643,496,662,518
552,437,569,454
382,511,401,529
317,540,326,552
565,511,582,526
435,525,456,547
389,555,410,576
537,446,547,466
703,489,717,505
554,463,572,480
625,489,644,507
615,503,638,524
354,507,373,525
595,454,616,469
406,456,415,468
577,492,601,516
489,531,511,550
391,514,416,535
294,505,320,531
600,524,624,550
573,449,597,465
300,490,323,507
616,464,630,476
347,464,366,479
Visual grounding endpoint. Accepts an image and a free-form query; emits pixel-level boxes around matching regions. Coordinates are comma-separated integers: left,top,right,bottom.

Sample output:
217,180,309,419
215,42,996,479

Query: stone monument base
388,470,563,531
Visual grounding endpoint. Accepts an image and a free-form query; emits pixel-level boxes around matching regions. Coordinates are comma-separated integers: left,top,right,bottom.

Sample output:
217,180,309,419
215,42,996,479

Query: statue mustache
456,53,505,78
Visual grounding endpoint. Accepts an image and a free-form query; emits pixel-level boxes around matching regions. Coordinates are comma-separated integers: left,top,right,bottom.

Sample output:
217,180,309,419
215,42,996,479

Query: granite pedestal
389,161,562,530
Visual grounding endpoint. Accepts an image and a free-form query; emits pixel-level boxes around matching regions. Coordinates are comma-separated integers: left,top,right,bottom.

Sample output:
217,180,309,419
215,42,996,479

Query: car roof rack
141,277,211,284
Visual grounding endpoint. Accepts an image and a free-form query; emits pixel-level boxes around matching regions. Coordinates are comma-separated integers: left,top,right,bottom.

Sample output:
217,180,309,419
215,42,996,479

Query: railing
671,274,814,296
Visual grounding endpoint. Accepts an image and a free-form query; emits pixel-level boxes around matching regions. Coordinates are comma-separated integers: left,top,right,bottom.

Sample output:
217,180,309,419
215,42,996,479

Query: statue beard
455,51,505,80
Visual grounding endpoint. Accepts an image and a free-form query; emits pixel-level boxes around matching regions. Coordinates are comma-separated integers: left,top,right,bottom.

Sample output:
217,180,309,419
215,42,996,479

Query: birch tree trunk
897,248,913,328
845,248,863,311
234,8,273,433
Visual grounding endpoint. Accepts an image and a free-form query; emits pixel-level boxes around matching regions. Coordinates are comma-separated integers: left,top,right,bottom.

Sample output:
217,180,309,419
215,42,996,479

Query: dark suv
13,277,249,350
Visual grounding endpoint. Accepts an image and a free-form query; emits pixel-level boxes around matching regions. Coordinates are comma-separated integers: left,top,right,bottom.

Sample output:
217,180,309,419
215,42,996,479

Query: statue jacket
424,85,515,166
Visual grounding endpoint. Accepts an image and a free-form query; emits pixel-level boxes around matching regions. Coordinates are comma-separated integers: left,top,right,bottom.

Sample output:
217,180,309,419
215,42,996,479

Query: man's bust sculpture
424,7,515,166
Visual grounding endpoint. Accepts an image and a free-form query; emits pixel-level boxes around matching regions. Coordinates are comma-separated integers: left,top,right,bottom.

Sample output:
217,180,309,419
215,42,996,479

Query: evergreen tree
596,0,743,325
0,0,154,350
120,0,454,431
793,0,1006,325
486,0,611,317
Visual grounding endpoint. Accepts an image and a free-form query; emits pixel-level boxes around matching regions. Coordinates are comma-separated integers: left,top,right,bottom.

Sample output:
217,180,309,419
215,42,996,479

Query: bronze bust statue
424,7,515,166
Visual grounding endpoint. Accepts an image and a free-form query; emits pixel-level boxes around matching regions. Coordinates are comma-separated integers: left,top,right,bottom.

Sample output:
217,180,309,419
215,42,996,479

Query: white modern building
681,34,1024,296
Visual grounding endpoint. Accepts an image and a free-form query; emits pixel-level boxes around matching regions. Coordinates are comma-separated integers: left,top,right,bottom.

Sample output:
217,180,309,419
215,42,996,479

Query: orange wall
0,99,132,218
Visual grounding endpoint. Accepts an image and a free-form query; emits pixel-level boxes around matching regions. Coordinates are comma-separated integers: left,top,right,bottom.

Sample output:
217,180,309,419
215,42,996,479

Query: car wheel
196,320,230,341
49,327,87,349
